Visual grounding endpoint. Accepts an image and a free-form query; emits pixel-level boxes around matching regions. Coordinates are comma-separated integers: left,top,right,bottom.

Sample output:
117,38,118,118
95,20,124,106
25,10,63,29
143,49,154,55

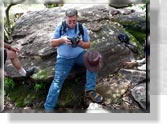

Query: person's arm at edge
4,42,11,49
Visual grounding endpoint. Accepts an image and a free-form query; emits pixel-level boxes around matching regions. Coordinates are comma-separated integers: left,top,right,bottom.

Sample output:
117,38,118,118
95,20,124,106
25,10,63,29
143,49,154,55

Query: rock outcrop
4,4,147,112
6,4,146,80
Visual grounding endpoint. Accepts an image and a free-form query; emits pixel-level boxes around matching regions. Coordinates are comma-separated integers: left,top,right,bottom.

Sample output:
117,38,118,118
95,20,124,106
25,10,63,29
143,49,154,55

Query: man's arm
78,40,90,49
4,42,11,49
50,37,72,47
4,43,19,53
50,38,64,47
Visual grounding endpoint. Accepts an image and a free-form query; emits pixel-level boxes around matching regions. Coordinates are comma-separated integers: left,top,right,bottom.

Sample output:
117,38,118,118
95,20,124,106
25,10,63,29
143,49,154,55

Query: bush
4,77,15,96
34,83,46,92
44,3,63,8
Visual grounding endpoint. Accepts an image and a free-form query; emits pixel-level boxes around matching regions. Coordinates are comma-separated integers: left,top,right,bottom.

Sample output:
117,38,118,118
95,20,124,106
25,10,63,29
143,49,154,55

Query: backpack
118,33,138,54
118,33,130,44
59,21,84,39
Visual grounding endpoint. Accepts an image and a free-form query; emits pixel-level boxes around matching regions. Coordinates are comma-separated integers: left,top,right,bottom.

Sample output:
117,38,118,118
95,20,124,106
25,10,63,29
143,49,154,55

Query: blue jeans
44,52,96,110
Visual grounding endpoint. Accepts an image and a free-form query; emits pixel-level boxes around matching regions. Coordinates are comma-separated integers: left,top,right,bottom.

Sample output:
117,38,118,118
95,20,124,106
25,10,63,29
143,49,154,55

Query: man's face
66,15,77,29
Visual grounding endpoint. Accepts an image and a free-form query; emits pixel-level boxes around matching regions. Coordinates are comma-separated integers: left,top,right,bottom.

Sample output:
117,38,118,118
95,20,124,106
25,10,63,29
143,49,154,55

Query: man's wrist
60,37,65,42
78,41,83,47
7,45,12,49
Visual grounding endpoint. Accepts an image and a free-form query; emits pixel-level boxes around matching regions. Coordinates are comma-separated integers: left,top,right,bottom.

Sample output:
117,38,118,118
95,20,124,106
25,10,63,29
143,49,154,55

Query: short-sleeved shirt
52,22,90,59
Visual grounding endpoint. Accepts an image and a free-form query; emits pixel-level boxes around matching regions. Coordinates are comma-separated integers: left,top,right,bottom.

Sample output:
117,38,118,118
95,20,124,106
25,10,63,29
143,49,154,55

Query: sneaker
25,67,35,78
86,90,103,103
137,64,146,71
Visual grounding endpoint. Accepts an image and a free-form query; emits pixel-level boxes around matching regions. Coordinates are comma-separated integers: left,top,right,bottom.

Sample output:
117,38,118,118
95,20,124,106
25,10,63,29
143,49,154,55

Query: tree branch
4,0,26,41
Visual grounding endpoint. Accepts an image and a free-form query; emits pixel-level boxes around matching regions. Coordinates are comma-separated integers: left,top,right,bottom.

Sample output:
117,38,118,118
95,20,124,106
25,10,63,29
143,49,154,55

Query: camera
67,36,80,48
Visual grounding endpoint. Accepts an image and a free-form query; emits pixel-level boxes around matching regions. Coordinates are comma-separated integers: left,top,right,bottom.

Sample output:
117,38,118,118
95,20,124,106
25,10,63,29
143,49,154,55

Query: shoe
86,90,103,103
137,64,146,71
25,67,35,78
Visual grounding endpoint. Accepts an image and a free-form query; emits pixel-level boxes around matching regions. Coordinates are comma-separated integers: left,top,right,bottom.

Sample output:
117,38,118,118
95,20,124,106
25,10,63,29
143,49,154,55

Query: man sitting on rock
44,8,103,111
3,42,35,77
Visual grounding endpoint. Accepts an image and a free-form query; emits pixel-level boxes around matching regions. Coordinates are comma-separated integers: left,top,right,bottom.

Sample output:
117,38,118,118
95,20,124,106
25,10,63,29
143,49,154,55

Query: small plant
44,3,63,8
4,77,15,89
32,69,49,80
4,77,15,96
34,83,45,92
142,0,150,4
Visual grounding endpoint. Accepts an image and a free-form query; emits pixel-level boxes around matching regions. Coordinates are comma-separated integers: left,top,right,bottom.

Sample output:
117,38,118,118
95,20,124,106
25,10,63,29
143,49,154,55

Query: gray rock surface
119,69,147,109
131,83,146,109
4,4,147,111
5,4,145,79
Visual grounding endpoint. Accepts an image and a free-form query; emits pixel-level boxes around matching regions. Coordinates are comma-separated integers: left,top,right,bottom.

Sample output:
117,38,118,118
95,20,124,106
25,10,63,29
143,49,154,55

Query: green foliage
7,82,44,107
58,86,76,107
126,28,146,44
124,29,144,58
140,0,150,12
117,97,123,105
23,94,36,106
32,69,49,80
4,13,16,41
4,77,15,90
44,3,63,8
142,0,150,4
141,4,146,11
10,89,36,107
34,83,45,92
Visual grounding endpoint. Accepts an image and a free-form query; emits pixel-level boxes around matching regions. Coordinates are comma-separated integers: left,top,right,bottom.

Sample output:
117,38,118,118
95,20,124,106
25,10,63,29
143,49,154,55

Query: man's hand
62,36,72,45
78,40,90,49
121,61,138,69
50,37,72,47
9,47,20,53
4,43,19,53
77,40,82,47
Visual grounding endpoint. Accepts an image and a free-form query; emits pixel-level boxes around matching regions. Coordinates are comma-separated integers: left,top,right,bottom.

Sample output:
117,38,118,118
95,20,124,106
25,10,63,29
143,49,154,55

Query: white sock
18,67,26,76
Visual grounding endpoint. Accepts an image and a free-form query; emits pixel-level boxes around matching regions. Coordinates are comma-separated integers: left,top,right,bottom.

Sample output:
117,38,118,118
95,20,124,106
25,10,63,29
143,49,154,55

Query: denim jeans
44,52,96,110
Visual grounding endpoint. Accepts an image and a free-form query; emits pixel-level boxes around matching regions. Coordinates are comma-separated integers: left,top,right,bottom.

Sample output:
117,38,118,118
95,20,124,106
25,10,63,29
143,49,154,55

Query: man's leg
7,49,22,70
7,49,35,77
75,52,96,91
76,52,103,103
44,58,74,110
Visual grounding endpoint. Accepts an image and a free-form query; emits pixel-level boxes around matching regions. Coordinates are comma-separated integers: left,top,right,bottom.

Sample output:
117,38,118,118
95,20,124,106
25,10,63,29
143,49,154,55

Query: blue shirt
52,22,90,59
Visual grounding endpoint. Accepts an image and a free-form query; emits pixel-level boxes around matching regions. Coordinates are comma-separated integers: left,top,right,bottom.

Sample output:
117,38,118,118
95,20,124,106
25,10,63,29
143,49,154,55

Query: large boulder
109,0,133,8
131,82,146,110
119,69,146,85
96,68,147,112
6,4,146,80
119,69,147,110
109,0,146,8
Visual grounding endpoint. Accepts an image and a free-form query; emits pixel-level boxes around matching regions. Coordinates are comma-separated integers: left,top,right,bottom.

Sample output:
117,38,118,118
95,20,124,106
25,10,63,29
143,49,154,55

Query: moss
123,29,144,58
56,74,85,108
5,78,47,108
8,85,36,107
116,18,146,44
119,21,137,27
24,94,36,105
58,87,77,107
32,69,49,80
126,28,146,45
5,70,85,109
